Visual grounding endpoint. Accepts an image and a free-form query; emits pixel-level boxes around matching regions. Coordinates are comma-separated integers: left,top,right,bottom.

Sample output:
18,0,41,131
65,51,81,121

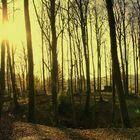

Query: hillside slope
12,122,140,140
1,118,140,140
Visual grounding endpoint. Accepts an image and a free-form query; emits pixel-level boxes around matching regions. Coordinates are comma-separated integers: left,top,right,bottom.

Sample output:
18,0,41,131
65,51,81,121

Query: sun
0,21,25,45
0,22,14,41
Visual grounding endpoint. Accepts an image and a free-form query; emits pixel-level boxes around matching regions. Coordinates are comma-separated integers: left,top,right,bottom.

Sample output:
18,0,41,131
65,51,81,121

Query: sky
0,0,42,75
0,0,137,80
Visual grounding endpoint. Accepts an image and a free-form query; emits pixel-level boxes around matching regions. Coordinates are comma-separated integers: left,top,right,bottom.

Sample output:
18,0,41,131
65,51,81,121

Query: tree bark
0,0,7,117
7,42,19,110
78,0,91,113
106,0,131,128
24,0,35,122
41,5,46,95
50,0,58,123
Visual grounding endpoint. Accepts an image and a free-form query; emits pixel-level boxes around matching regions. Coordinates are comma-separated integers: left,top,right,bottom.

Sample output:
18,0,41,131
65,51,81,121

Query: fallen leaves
0,115,140,140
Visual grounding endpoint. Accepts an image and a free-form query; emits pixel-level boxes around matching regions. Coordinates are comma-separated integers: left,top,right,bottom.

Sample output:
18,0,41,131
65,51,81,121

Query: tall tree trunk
68,1,76,126
131,20,137,94
0,0,7,117
94,1,103,101
119,0,129,96
24,0,35,122
137,0,140,60
104,44,108,86
76,26,83,103
68,6,74,102
78,0,91,113
7,57,10,93
123,12,129,96
67,40,70,96
89,14,96,101
50,0,58,123
136,55,139,94
106,0,131,128
73,35,79,95
7,42,19,110
61,16,64,94
3,0,19,110
137,0,140,94
41,5,46,95
118,31,126,93
112,66,116,124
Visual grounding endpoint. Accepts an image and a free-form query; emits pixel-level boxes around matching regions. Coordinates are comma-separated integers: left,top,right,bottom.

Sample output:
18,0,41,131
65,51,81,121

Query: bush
58,95,72,115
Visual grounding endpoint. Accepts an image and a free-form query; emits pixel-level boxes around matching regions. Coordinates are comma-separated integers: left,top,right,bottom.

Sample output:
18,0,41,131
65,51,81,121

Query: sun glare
0,21,25,45
0,22,14,41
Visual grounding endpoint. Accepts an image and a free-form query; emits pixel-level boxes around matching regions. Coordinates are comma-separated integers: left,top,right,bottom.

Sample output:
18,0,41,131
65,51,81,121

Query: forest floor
1,113,140,140
1,93,140,139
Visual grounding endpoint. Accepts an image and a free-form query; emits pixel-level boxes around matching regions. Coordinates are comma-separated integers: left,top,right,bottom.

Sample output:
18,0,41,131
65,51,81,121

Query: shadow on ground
0,113,14,140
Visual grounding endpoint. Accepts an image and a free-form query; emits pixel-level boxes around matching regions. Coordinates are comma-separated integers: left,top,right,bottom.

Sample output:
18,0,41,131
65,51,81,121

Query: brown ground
1,94,140,140
0,114,140,140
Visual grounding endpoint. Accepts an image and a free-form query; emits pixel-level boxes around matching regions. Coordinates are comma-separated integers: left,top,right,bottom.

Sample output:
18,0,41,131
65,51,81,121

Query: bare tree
73,0,91,113
7,42,19,110
49,0,59,123
24,0,35,122
105,0,130,128
41,4,46,94
0,0,7,117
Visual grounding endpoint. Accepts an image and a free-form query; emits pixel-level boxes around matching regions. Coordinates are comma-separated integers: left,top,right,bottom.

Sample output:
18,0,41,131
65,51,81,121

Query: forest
0,0,140,139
